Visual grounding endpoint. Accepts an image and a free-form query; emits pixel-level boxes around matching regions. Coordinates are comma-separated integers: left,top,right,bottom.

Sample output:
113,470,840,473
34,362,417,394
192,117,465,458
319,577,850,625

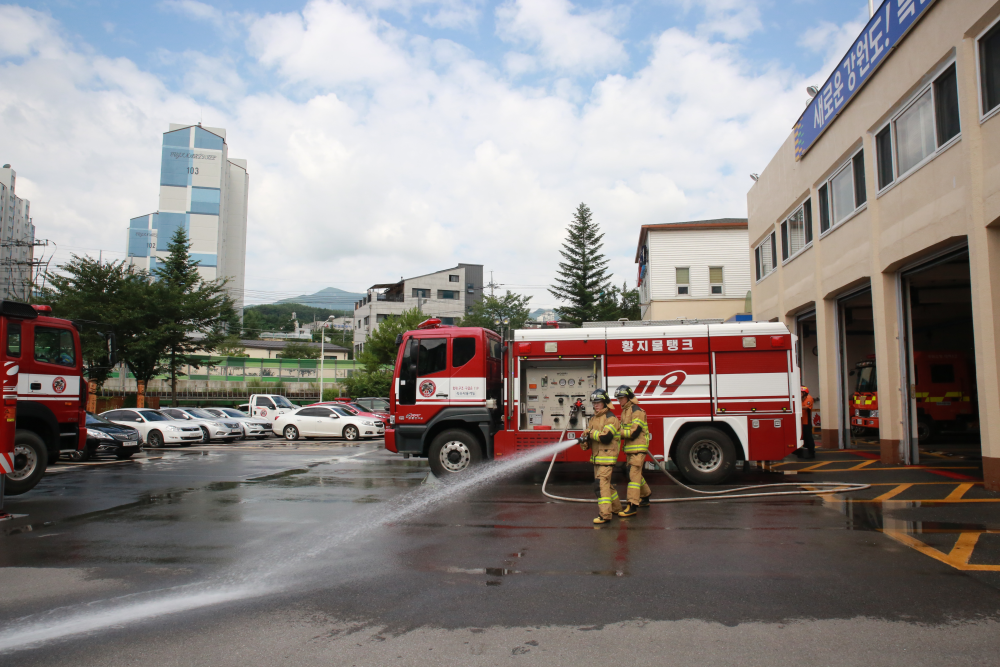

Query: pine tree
155,227,239,405
549,203,613,326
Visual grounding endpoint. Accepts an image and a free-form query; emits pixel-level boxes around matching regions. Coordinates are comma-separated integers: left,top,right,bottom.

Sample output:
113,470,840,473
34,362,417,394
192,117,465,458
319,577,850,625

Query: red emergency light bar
31,305,52,313
417,318,442,329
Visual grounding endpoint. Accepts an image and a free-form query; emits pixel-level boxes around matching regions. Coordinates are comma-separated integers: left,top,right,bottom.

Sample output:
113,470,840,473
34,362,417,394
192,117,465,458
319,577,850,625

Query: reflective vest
620,399,649,454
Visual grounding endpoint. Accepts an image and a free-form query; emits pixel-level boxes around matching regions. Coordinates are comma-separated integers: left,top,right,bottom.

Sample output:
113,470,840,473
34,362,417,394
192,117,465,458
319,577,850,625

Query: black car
72,412,142,461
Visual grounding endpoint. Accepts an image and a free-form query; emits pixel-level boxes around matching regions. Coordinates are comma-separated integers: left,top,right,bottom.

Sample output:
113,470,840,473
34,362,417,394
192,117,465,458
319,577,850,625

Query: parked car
99,408,203,448
68,412,142,461
307,401,388,427
273,405,385,441
202,407,272,440
160,408,243,442
354,397,390,414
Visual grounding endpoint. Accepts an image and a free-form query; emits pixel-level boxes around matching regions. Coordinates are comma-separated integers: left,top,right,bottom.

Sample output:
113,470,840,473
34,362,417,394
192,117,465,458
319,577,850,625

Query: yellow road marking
797,461,832,472
883,530,1000,571
804,466,978,473
944,483,975,501
872,484,914,501
847,460,878,471
949,532,981,565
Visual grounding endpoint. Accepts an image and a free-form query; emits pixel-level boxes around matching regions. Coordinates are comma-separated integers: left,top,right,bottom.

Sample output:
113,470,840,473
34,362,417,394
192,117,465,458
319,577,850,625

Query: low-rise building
635,219,752,321
353,264,483,353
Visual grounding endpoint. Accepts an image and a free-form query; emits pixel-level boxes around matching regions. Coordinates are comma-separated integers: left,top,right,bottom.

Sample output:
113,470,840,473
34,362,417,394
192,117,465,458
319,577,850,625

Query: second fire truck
385,320,801,484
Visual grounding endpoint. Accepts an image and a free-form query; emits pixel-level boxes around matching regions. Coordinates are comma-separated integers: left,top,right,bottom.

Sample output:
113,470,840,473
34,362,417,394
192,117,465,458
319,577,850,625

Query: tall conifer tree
549,203,613,326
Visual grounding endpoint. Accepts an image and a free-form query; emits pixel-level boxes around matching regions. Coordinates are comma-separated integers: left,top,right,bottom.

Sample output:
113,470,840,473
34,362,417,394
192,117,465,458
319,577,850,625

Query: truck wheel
850,425,866,437
917,418,935,442
6,430,47,496
428,429,482,477
675,427,736,485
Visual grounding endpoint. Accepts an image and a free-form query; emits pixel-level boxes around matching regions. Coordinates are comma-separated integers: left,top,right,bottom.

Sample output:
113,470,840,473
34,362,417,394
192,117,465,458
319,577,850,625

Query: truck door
397,333,452,423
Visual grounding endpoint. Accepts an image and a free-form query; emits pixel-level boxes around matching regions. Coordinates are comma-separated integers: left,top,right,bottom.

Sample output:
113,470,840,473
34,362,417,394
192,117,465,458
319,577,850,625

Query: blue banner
794,0,938,161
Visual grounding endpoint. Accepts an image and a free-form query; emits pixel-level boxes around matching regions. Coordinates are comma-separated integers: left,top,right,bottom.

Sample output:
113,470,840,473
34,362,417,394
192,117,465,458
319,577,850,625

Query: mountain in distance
530,308,559,321
275,287,364,310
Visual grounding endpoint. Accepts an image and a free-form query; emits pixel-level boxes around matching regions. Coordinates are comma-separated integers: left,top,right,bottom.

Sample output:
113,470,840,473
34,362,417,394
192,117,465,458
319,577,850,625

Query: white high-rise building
127,123,248,310
0,165,36,302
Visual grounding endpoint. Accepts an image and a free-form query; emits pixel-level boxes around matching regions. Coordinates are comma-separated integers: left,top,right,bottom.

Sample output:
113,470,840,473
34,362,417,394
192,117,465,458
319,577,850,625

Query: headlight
870,410,878,418
363,420,375,426
165,425,181,431
209,422,224,428
91,430,113,440
854,409,860,417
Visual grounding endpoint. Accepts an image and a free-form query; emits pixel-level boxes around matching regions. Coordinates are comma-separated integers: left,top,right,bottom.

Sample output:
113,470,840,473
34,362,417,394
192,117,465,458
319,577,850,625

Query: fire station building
748,0,1000,489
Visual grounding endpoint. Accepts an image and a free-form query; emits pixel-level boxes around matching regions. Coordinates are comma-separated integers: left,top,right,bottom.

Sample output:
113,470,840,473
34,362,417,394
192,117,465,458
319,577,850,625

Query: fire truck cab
386,320,801,484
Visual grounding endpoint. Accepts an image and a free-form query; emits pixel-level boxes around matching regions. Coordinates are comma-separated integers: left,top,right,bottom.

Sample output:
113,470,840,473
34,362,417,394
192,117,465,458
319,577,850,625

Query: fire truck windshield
856,365,877,393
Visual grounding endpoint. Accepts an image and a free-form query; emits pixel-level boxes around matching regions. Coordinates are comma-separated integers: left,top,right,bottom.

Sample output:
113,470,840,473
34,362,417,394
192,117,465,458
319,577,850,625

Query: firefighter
614,385,651,517
795,386,816,460
579,388,623,524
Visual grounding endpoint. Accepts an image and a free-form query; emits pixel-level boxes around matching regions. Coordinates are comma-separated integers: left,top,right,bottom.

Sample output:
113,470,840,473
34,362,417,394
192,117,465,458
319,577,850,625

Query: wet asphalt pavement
1,440,1000,666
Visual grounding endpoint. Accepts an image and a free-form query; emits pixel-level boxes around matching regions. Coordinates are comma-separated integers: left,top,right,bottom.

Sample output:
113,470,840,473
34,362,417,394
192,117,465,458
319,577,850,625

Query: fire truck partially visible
1,301,91,498
385,320,801,484
851,352,977,441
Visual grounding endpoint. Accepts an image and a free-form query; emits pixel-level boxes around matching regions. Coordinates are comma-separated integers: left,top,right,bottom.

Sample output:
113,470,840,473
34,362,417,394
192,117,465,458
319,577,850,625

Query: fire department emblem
52,377,67,394
419,380,436,398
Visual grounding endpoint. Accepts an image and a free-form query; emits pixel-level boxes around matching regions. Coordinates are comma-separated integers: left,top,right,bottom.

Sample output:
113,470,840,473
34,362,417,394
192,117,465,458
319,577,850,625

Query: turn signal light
771,336,784,347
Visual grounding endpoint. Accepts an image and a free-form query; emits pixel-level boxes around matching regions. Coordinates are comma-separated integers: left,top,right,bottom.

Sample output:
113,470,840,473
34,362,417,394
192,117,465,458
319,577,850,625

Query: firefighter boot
618,503,638,517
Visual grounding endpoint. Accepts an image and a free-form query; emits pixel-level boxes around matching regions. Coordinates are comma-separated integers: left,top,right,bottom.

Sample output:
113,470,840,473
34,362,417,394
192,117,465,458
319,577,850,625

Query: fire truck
1,301,90,496
385,319,801,484
850,352,977,441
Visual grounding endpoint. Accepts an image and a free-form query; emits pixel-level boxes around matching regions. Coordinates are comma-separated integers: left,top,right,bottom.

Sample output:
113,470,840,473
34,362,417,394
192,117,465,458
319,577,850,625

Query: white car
202,408,272,440
274,405,385,441
99,408,204,448
160,408,243,442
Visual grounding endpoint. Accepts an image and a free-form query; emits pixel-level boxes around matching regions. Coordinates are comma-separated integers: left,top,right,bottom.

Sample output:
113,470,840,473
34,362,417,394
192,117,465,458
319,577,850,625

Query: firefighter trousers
594,463,623,520
625,453,651,505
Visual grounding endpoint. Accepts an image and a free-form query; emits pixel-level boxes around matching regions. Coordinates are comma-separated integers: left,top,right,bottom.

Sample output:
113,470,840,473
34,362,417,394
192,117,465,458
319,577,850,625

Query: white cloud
359,0,485,31
160,0,225,26
671,0,763,41
1,3,829,308
495,0,628,74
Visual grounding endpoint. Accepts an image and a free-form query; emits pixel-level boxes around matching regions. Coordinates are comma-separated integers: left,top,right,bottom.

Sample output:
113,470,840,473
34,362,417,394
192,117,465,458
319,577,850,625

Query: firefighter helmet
614,385,635,400
590,389,611,405
801,386,809,394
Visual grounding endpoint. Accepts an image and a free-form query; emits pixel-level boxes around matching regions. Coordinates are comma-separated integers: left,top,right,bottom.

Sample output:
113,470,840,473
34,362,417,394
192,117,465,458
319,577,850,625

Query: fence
107,357,364,384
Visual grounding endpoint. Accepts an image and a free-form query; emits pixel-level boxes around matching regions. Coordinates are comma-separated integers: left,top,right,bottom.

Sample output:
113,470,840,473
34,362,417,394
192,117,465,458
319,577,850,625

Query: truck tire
675,427,736,485
428,429,483,477
917,418,935,443
6,430,47,496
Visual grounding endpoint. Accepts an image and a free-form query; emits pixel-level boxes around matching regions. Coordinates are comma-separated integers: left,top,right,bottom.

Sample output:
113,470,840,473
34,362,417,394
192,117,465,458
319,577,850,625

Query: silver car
203,407,272,440
160,408,243,442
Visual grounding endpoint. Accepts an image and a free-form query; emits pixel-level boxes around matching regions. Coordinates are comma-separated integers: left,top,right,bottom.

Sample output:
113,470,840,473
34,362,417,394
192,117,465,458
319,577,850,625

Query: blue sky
4,1,874,306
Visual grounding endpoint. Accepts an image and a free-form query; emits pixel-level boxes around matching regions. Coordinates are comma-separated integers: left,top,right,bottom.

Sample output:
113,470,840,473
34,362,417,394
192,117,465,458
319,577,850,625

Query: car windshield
273,396,295,408
139,410,171,422
86,412,115,426
202,409,224,417
187,408,217,419
341,405,360,415
221,409,245,418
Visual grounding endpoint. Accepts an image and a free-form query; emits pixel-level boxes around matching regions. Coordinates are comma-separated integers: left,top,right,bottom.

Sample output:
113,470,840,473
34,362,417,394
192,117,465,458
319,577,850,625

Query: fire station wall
644,298,746,322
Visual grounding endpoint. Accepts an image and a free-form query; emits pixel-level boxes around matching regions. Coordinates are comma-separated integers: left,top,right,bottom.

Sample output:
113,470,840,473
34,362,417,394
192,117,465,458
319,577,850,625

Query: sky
1,0,874,309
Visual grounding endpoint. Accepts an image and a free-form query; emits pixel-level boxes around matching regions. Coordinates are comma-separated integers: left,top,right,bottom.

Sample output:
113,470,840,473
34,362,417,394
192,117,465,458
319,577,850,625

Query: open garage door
796,310,820,437
838,288,876,450
901,248,979,465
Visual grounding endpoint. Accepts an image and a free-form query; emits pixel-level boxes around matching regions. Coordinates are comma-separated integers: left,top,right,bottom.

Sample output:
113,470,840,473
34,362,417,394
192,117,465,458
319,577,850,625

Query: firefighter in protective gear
795,386,816,460
615,385,651,517
579,388,622,524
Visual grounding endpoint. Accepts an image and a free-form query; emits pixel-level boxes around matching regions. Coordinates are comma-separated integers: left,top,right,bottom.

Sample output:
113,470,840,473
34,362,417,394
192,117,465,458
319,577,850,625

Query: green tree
216,335,248,358
241,308,264,340
155,227,240,405
277,341,320,359
618,281,641,321
549,203,613,326
460,291,532,337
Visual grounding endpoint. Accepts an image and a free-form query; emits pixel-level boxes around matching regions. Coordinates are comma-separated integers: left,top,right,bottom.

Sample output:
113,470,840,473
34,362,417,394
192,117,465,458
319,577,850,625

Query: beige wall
644,298,747,321
747,0,1000,487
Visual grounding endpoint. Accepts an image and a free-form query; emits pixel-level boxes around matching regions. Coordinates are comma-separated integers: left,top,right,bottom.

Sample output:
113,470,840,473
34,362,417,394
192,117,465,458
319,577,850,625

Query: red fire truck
1,301,90,497
385,320,801,484
850,351,977,441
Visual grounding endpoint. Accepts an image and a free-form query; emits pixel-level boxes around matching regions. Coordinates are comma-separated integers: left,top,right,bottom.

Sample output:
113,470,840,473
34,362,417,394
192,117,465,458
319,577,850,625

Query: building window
376,314,388,323
875,63,960,190
754,231,777,282
817,148,866,234
675,267,690,296
363,316,370,327
709,267,724,295
412,288,430,298
437,290,459,300
780,199,812,262
980,20,1000,117
449,275,459,282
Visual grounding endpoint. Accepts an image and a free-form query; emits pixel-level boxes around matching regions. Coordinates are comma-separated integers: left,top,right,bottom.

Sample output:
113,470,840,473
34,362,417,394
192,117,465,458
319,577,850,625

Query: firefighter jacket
619,399,649,454
579,407,620,465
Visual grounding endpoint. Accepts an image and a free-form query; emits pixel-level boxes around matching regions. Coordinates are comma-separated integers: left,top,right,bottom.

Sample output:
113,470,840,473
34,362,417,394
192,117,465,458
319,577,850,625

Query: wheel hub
9,444,37,481
439,441,471,472
689,440,722,473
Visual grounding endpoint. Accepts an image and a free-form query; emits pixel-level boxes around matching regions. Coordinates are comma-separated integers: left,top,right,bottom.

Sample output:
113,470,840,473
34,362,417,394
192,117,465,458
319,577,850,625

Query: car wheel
115,451,135,460
675,427,736,485
284,425,299,441
6,430,48,496
427,429,483,477
343,425,360,441
147,430,164,448
200,426,211,443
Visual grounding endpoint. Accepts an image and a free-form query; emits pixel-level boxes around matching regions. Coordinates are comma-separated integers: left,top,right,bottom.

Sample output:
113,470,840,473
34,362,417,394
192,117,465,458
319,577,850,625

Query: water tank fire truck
850,352,977,441
1,301,91,497
385,319,801,483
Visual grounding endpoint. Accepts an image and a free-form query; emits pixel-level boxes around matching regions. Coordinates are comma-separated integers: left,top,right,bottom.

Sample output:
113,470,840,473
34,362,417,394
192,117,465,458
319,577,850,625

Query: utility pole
319,320,325,403
486,271,503,298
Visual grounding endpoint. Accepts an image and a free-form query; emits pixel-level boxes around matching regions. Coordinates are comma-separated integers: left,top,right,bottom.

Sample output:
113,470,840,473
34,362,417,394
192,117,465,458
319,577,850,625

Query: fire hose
541,432,870,503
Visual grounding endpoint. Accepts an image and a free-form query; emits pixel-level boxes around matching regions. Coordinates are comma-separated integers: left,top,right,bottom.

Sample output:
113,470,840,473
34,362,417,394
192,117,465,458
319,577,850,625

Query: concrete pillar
815,297,840,449
870,272,905,464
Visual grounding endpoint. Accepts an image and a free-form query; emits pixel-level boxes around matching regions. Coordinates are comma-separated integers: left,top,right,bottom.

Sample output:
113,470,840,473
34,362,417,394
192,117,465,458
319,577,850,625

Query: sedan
99,408,203,448
202,407,272,439
308,401,387,427
160,408,243,442
70,412,142,461
274,405,385,441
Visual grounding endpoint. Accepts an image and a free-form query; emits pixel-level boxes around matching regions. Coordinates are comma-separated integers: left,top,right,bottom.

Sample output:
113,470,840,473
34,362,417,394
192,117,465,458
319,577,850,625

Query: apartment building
0,165,36,302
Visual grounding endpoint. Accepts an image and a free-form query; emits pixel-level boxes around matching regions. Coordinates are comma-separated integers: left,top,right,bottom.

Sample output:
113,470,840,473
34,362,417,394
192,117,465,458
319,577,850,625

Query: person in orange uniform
795,386,815,460
578,389,623,524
